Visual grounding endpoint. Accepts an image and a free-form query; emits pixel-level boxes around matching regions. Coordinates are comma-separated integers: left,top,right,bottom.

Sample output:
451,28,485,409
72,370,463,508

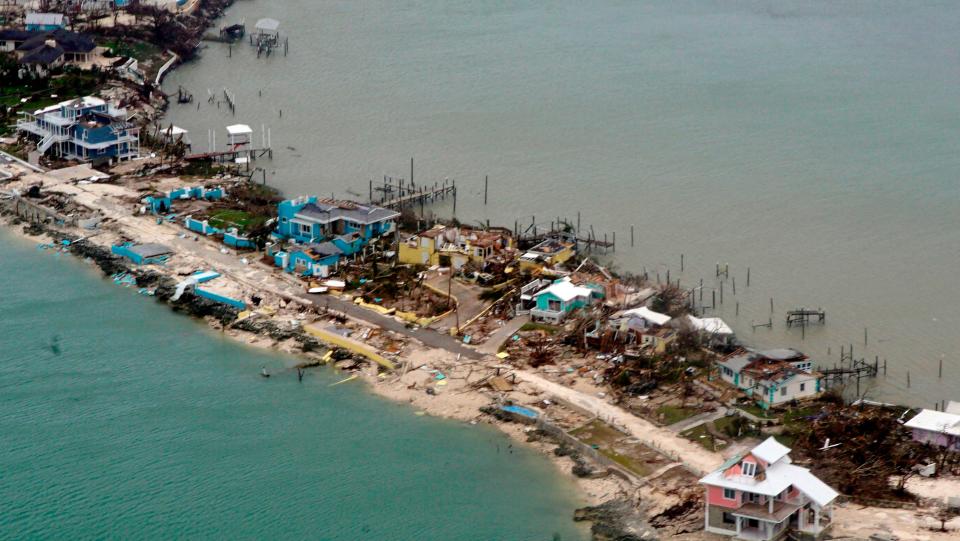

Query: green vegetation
570,420,662,476
656,405,699,425
519,322,560,334
206,209,266,233
0,69,106,134
737,403,770,418
681,414,760,451
180,161,224,178
102,39,161,62
682,424,727,451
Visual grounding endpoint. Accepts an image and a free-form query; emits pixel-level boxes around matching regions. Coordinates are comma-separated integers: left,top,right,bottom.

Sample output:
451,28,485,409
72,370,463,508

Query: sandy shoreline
0,213,640,533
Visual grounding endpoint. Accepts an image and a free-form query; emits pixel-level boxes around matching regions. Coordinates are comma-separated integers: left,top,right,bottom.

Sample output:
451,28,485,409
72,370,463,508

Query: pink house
904,408,960,450
700,437,838,540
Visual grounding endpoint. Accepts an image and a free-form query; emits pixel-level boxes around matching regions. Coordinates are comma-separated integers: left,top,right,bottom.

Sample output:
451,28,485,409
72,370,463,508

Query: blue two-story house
270,196,399,276
17,96,139,162
274,196,399,243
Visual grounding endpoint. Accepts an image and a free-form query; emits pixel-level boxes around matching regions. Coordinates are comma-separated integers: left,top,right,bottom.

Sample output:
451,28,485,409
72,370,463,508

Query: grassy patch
657,405,699,425
0,72,103,112
206,209,266,233
681,424,728,451
519,322,560,334
782,406,821,427
570,419,664,477
103,39,161,62
738,403,772,418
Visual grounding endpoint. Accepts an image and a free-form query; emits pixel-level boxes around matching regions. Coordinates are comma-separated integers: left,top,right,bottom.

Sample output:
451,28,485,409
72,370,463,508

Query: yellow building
398,225,514,269
518,237,577,271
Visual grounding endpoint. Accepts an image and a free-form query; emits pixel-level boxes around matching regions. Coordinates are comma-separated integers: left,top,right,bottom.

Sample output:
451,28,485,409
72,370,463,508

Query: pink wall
913,428,952,448
707,485,741,508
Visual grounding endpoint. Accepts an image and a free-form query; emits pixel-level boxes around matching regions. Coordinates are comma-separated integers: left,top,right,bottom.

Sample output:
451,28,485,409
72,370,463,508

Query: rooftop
620,306,672,326
533,277,593,302
700,437,839,508
295,198,399,225
751,436,791,464
528,236,575,255
905,409,960,435
18,29,94,54
25,13,65,26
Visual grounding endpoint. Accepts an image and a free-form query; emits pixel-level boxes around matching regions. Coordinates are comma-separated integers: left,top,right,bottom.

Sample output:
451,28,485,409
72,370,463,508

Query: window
722,512,736,525
780,385,788,396
741,462,756,477
547,299,561,312
799,383,806,392
723,488,736,500
299,223,312,235
281,217,288,223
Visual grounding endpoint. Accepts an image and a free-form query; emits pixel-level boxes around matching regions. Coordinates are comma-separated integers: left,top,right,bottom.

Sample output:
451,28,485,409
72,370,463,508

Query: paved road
516,369,724,476
667,406,729,433
305,291,484,360
425,273,488,330
476,315,528,355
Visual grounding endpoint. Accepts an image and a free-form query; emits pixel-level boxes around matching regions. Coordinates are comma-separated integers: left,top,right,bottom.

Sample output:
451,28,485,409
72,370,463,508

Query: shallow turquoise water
0,232,588,540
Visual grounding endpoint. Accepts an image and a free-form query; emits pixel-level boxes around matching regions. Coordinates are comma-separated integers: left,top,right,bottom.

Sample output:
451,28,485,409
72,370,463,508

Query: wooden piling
747,267,751,287
940,358,943,378
484,175,488,205
630,225,634,247
680,253,684,272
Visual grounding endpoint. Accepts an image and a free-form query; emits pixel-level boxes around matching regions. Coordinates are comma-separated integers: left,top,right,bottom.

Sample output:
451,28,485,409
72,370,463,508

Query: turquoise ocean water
0,232,587,540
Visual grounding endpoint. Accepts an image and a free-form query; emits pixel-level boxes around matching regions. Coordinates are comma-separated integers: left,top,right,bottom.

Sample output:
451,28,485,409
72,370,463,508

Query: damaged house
398,224,514,270
717,349,822,411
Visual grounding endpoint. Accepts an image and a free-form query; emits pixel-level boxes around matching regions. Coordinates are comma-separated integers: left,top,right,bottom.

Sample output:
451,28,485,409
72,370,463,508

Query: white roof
784,463,839,507
34,96,105,115
946,401,960,415
255,18,280,31
622,306,672,326
751,436,791,464
700,452,838,507
26,12,65,26
533,278,593,302
905,409,960,435
164,126,188,136
686,315,734,335
226,124,253,135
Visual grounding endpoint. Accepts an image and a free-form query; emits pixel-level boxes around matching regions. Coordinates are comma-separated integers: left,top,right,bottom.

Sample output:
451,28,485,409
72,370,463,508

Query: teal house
529,277,596,324
274,196,398,244
271,196,398,275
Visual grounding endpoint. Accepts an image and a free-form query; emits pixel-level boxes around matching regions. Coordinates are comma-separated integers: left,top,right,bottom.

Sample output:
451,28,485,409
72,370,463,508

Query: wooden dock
786,308,826,327
185,147,273,162
372,177,456,210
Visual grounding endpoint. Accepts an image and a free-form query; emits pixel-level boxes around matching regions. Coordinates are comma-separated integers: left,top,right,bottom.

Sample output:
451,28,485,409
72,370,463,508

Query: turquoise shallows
0,232,588,540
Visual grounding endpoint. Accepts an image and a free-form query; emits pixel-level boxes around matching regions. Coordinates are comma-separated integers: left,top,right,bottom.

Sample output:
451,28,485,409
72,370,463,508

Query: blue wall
194,288,245,310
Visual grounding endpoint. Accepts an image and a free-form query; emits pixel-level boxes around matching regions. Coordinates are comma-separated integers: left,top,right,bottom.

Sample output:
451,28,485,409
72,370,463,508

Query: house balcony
530,308,565,324
733,501,800,523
